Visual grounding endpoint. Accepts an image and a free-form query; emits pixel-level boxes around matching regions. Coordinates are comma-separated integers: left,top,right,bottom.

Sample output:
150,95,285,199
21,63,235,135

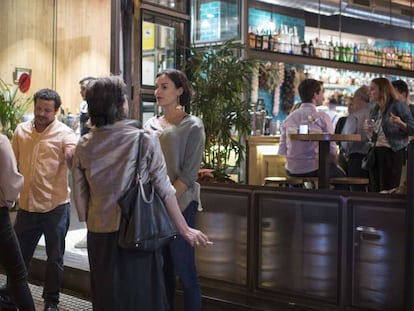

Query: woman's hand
181,227,212,247
164,195,213,247
363,119,374,140
390,112,407,132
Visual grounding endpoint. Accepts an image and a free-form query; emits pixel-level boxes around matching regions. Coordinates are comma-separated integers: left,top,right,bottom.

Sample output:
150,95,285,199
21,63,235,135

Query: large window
191,0,240,43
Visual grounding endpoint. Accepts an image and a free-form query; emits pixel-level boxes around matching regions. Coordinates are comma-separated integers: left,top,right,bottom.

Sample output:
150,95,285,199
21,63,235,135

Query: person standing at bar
392,79,410,102
279,78,345,180
392,79,414,117
340,85,371,191
0,126,35,311
144,69,205,311
334,97,357,174
364,77,414,192
3,89,77,311
391,79,413,193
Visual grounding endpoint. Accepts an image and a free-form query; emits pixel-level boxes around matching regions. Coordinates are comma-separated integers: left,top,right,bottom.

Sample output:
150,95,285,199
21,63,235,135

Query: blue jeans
13,203,70,304
163,201,201,311
0,207,35,310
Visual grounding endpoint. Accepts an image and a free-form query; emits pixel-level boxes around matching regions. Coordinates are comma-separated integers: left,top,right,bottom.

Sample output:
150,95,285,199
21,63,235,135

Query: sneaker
74,235,87,248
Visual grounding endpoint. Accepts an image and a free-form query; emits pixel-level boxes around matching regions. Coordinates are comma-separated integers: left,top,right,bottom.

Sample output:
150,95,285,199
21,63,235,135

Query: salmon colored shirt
12,119,77,213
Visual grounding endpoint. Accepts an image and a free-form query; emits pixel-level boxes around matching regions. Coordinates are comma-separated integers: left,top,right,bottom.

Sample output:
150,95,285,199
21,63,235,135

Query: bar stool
263,176,318,188
263,176,289,187
328,177,369,191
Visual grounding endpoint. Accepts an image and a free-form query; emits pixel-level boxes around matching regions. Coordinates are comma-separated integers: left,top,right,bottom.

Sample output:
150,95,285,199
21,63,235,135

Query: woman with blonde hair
364,77,414,191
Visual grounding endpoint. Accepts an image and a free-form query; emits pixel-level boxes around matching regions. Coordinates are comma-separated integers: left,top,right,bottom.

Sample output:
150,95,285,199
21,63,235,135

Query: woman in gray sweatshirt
145,69,206,311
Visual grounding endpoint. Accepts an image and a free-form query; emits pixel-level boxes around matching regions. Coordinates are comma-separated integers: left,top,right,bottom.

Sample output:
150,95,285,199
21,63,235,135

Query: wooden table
289,133,361,189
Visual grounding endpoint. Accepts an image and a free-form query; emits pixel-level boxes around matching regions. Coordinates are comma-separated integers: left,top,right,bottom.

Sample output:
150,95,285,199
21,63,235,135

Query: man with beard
0,89,77,311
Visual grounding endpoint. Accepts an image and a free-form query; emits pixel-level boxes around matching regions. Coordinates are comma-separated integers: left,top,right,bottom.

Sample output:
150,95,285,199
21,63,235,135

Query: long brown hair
371,77,398,113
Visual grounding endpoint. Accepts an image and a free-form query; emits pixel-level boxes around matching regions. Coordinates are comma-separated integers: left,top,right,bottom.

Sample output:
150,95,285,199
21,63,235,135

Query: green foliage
0,79,32,139
183,39,258,176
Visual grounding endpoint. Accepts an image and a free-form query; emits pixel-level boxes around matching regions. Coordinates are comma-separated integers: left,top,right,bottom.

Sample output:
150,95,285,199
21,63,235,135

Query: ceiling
257,0,414,29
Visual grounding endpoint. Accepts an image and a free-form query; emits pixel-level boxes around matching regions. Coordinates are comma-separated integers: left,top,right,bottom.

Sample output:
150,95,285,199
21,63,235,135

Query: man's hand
65,148,75,168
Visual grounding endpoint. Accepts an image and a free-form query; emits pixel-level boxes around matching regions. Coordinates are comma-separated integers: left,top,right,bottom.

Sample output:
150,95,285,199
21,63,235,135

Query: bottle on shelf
346,43,353,63
301,40,309,56
314,37,321,58
291,26,300,55
320,40,328,59
271,28,280,52
353,44,358,63
308,40,314,57
339,42,345,62
268,30,275,51
255,29,263,49
328,40,335,60
279,24,290,53
334,42,340,61
248,27,256,48
262,30,269,50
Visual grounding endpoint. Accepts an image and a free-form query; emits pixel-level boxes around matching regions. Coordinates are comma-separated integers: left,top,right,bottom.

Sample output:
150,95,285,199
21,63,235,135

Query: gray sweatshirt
145,114,205,211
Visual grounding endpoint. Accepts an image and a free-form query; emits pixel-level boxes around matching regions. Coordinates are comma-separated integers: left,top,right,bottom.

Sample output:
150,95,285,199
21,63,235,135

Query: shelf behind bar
247,49,414,78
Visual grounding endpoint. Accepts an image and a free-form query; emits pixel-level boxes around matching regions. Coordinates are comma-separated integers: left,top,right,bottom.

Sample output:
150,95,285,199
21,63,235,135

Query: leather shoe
44,302,59,311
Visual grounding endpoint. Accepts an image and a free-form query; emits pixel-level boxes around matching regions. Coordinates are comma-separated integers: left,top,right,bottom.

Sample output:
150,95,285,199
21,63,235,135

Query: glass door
141,13,187,87
137,10,188,122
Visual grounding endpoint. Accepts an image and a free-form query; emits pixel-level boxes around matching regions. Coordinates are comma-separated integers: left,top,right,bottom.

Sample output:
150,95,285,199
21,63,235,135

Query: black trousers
369,146,405,192
348,153,369,191
0,207,35,310
87,231,168,311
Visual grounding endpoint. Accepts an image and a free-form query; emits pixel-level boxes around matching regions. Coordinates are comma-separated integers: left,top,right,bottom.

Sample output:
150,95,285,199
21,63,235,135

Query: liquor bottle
248,27,256,48
268,30,274,51
339,42,345,62
328,40,334,60
353,44,358,63
262,30,269,50
291,26,300,55
314,37,321,58
334,42,340,61
344,43,353,62
308,40,314,57
255,29,263,49
279,24,289,53
271,28,280,52
301,41,309,56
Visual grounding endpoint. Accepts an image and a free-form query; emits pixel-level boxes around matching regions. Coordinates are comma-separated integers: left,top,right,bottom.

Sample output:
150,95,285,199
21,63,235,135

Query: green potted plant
183,39,258,182
0,78,32,139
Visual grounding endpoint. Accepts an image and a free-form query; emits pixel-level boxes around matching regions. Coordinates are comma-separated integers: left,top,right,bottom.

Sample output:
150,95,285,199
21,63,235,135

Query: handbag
361,130,378,171
361,147,375,170
117,132,177,251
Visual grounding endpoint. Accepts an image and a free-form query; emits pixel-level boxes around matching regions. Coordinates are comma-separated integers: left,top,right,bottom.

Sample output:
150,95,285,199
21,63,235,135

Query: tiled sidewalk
0,274,92,311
